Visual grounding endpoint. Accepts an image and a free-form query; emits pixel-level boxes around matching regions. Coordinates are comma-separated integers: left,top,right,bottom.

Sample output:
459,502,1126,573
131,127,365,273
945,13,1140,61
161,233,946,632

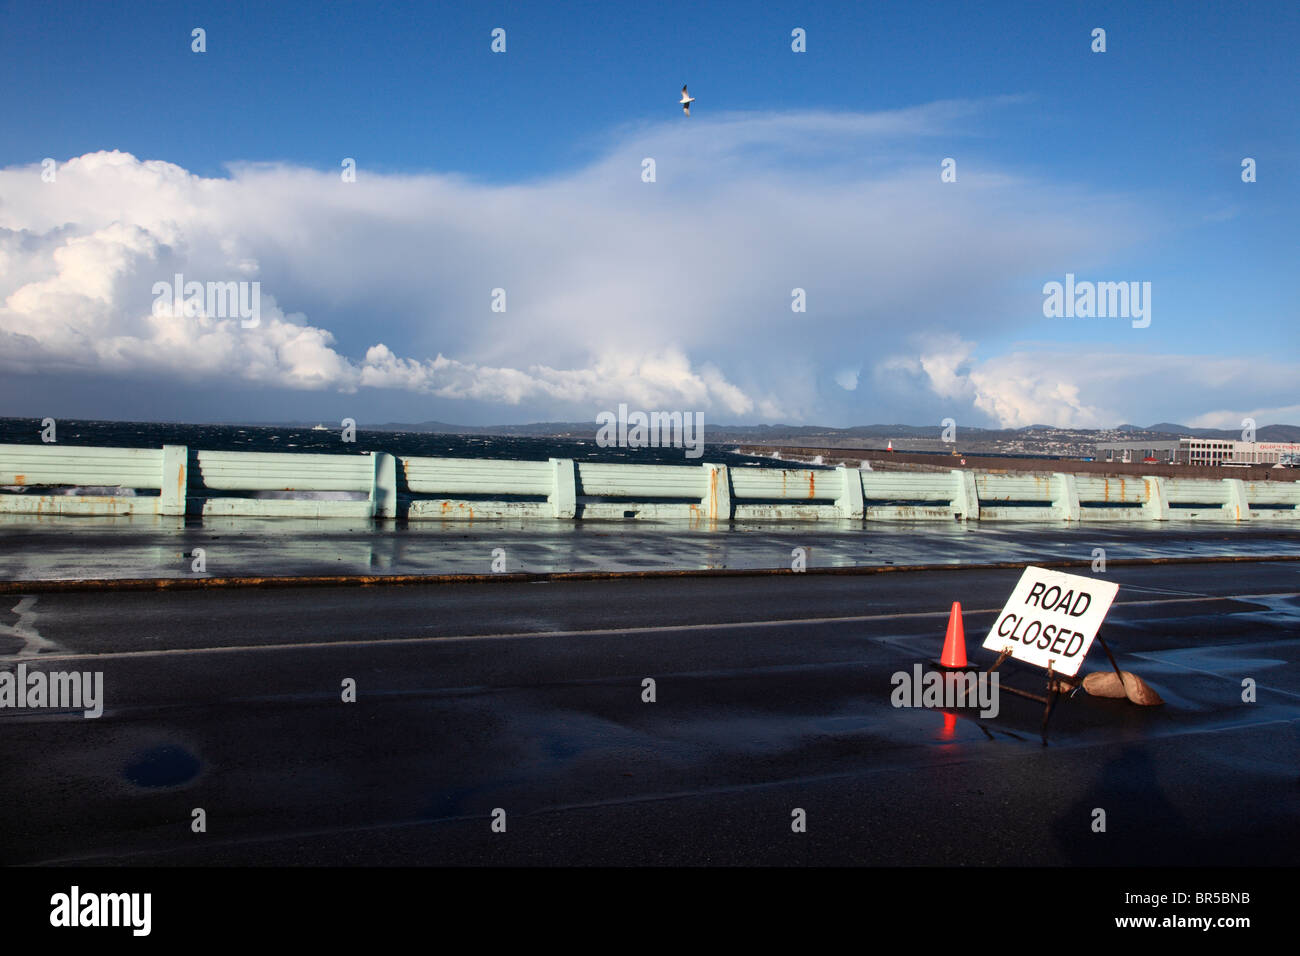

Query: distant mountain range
15,416,1296,456
352,420,1300,444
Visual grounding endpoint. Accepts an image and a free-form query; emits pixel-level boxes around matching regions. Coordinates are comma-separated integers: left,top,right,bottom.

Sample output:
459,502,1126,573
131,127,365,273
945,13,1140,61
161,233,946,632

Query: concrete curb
2,552,1297,594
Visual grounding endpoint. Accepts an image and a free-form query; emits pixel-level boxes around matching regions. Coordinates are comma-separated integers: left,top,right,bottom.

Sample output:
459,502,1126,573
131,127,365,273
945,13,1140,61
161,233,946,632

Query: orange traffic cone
940,601,967,668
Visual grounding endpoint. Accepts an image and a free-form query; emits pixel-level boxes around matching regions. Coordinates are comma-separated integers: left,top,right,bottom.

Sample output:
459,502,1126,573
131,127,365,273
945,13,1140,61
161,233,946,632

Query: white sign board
982,566,1119,677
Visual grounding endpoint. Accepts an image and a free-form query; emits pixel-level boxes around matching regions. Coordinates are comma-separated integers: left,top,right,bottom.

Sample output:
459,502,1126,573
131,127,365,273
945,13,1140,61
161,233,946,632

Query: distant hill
8,415,1296,449
360,419,1300,444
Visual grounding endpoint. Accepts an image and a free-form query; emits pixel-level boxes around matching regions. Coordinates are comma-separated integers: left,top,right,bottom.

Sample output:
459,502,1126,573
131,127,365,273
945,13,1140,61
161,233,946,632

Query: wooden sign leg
1040,662,1061,745
981,648,1076,743
1097,635,1126,682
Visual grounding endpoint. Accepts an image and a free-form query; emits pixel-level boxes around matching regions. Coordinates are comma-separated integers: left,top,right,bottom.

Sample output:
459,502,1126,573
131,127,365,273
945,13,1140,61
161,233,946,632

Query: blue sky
1,0,1296,428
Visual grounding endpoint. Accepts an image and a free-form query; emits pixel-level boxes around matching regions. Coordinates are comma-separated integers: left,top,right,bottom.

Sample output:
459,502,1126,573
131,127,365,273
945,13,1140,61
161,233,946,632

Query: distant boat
310,424,328,431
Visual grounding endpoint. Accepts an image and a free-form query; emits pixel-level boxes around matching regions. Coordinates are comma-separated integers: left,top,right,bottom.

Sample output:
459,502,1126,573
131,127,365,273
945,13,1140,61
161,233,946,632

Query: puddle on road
1229,594,1300,622
124,745,202,788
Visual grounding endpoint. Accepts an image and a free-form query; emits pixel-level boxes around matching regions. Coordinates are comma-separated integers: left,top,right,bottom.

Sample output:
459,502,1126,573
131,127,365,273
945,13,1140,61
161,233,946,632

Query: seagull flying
680,84,695,116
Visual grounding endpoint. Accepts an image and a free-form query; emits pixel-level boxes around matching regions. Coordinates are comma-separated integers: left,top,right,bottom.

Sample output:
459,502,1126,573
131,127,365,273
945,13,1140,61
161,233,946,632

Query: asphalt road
2,562,1297,865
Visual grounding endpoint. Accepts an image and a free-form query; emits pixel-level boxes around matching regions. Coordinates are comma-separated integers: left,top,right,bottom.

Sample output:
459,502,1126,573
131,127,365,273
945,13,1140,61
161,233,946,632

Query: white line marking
3,593,1290,664
0,596,61,657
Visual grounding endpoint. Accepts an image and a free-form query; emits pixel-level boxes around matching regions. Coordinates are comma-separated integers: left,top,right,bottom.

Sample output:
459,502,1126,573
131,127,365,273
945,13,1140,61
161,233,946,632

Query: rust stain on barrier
808,472,816,498
890,505,950,521
13,475,24,485
436,500,475,521
4,553,1298,594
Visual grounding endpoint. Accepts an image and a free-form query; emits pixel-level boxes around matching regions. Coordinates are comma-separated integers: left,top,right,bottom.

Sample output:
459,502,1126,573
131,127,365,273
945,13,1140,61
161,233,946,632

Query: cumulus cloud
7,102,1273,426
833,365,861,391
882,337,1300,428
1189,405,1300,430
0,152,765,413
356,344,769,415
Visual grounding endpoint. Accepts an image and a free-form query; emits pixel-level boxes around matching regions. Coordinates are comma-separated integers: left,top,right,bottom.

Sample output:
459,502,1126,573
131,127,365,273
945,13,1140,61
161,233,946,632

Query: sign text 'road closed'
982,566,1119,677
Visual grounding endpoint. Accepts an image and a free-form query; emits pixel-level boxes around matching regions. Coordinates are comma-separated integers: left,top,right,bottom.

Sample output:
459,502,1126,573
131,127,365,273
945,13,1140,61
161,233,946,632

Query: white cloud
4,103,1251,425
834,365,861,391
1188,405,1300,430
883,339,1300,428
356,344,760,413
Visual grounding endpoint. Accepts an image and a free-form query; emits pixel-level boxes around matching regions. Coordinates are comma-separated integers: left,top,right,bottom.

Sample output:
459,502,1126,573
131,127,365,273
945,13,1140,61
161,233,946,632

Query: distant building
1094,438,1300,466
1228,441,1300,465
1093,440,1179,464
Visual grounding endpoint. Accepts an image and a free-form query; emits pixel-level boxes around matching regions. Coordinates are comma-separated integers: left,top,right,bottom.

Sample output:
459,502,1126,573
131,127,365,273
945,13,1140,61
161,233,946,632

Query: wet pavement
1,562,1297,865
0,513,1298,582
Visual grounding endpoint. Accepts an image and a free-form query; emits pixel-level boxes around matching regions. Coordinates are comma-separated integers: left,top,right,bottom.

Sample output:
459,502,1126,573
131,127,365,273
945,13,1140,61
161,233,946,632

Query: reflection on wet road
0,514,1298,582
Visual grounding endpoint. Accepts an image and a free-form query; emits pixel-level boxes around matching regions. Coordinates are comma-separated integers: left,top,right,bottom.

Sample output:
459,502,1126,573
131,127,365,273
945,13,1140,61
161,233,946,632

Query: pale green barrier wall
1,444,1297,522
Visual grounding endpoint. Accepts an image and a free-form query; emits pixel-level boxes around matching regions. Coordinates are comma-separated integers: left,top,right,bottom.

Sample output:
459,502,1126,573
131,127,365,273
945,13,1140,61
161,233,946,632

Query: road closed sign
982,567,1119,677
